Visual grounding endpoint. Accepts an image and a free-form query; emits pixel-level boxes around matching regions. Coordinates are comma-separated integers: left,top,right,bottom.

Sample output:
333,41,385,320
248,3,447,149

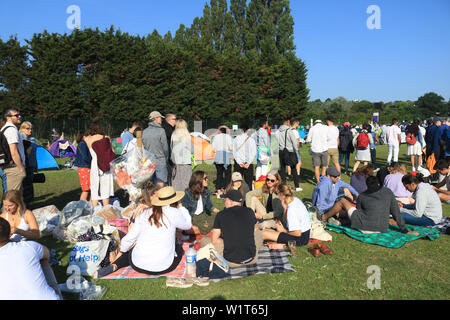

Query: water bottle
186,244,197,277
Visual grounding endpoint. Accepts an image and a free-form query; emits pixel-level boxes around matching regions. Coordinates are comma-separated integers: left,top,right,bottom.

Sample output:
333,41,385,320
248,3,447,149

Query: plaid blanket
325,223,441,248
101,234,296,280
430,217,450,234
100,242,189,280
211,245,296,282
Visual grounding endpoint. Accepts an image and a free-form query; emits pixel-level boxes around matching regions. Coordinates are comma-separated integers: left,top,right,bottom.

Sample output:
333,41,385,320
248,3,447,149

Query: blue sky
1,0,449,103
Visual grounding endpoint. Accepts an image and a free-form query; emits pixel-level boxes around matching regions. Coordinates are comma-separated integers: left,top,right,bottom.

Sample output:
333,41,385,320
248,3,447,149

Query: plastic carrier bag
111,132,155,201
32,205,61,235
60,200,93,228
67,239,110,276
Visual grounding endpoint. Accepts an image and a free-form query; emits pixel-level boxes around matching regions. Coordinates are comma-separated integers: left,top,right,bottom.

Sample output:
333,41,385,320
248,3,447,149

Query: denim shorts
296,150,301,162
151,164,168,184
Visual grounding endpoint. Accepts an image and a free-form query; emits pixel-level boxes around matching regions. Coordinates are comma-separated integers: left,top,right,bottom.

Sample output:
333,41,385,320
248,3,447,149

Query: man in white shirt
306,119,329,183
1,108,26,191
233,124,257,189
212,127,233,192
0,217,62,300
326,116,341,174
386,118,402,165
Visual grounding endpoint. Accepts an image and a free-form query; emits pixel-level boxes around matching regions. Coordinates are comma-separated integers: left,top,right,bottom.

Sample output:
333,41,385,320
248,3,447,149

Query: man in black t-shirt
200,190,263,267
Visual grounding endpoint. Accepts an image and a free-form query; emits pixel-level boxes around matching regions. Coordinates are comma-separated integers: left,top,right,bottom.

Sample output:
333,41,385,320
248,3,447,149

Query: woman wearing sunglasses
245,170,284,229
181,170,219,234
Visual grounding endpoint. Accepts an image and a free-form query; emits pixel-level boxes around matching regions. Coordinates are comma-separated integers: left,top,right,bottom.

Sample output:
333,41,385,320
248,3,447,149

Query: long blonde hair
171,119,190,144
2,190,26,215
19,121,33,135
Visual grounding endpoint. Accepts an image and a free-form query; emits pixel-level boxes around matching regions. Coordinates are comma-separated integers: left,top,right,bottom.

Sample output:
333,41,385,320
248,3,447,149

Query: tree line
0,0,308,122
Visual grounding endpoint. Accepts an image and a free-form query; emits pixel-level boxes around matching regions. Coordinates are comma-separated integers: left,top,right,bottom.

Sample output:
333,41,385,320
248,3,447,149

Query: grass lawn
33,144,449,300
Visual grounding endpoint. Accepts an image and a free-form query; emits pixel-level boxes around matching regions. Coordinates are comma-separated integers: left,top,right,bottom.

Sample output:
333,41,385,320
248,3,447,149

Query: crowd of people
0,107,448,299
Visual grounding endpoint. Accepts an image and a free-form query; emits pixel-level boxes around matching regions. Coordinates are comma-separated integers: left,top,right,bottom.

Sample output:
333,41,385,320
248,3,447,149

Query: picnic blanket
101,232,296,280
325,223,440,249
430,217,450,234
211,245,296,282
100,242,190,280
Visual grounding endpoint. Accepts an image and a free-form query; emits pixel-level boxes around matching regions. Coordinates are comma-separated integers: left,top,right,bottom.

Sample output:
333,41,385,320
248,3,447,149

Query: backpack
0,126,14,167
92,137,117,172
356,132,369,148
405,132,417,145
339,130,353,152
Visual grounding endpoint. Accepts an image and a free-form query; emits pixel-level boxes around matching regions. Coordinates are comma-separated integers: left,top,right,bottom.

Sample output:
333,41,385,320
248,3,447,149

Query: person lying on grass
94,187,192,279
399,173,443,226
0,190,40,242
262,183,311,249
321,176,419,236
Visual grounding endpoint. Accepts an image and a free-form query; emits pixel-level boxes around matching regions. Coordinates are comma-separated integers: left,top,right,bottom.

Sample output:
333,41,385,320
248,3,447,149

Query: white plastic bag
60,200,93,228
66,216,95,243
67,240,110,276
111,144,156,201
32,205,61,234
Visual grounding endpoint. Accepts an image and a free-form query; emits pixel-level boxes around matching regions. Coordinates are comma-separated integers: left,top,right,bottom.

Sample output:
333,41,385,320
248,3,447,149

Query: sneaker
188,276,210,287
328,217,341,226
412,167,416,172
166,277,193,288
295,187,303,192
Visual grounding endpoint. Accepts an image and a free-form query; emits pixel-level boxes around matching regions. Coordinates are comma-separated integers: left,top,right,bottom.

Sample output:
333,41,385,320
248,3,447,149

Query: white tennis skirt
406,141,423,155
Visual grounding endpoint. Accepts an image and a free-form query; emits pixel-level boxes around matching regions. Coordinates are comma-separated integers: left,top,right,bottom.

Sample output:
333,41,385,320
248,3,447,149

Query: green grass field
34,144,449,300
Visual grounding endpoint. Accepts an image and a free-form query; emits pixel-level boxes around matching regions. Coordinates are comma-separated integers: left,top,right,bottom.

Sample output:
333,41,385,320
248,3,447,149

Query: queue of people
0,110,448,299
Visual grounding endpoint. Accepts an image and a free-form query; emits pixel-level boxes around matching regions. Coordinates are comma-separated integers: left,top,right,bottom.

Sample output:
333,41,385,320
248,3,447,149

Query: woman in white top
0,190,39,241
94,187,192,278
262,183,311,248
85,121,114,207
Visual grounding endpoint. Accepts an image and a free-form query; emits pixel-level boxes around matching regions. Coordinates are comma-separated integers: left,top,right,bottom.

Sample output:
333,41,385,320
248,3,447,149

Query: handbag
280,129,297,166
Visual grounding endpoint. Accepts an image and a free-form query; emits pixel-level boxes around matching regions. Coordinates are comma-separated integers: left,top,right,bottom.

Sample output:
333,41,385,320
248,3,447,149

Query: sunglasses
7,113,22,118
267,179,277,183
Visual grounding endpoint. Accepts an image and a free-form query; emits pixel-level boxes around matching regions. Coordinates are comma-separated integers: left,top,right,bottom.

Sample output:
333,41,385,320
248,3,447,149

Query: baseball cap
433,116,442,123
149,111,165,120
314,119,322,124
220,189,243,202
232,172,243,182
343,121,350,127
326,166,341,177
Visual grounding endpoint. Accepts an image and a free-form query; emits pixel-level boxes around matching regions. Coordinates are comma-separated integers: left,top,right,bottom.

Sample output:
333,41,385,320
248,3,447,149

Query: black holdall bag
280,129,297,167
0,126,14,167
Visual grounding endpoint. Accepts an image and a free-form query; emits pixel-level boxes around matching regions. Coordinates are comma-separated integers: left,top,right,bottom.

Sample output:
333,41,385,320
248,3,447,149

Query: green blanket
325,223,440,248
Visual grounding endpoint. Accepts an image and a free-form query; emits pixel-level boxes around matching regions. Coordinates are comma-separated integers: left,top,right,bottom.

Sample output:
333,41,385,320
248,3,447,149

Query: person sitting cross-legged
199,190,263,267
399,173,443,226
245,170,284,229
262,183,311,248
312,166,359,223
320,176,419,236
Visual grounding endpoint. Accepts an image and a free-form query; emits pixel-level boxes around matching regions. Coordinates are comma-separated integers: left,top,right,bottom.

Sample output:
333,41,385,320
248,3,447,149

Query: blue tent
34,144,59,170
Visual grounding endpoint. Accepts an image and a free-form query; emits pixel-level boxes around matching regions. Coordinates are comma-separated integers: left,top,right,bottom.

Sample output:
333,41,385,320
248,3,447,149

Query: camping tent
35,145,59,170
191,132,215,161
49,139,77,158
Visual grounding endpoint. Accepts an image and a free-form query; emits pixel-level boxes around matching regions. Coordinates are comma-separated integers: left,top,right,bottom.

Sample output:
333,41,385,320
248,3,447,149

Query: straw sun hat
151,186,185,206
